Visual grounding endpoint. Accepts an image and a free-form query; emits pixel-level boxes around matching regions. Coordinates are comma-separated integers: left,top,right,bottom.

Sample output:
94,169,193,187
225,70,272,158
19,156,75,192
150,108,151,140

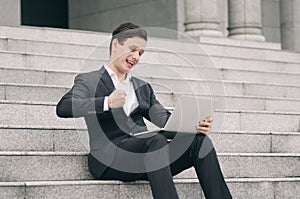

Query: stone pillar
184,0,223,38
228,0,265,41
280,0,300,52
0,0,21,26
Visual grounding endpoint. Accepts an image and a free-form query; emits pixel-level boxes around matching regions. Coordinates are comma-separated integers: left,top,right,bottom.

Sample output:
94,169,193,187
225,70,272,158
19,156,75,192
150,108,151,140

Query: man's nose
132,51,140,60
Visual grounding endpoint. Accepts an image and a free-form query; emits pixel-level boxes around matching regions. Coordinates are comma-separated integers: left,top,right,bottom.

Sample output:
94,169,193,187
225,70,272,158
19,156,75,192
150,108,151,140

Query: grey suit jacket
56,66,170,177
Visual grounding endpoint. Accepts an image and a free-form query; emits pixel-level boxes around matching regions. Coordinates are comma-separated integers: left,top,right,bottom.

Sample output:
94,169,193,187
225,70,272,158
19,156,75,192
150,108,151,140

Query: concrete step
0,67,76,87
0,83,69,102
0,126,87,152
198,36,281,49
0,126,299,153
0,37,293,66
0,50,92,72
0,178,299,199
1,101,299,132
0,25,110,47
0,25,280,50
176,41,300,63
156,92,300,113
0,178,296,199
1,81,300,113
2,26,300,65
175,78,299,99
2,73,300,103
143,77,300,99
1,49,300,76
213,56,300,74
0,37,96,58
212,131,300,153
1,65,300,87
0,151,299,182
176,153,300,179
143,50,300,74
220,68,300,85
0,101,86,129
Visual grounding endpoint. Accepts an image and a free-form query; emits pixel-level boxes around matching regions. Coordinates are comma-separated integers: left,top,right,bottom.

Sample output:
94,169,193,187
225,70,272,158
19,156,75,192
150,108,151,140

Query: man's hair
109,22,148,55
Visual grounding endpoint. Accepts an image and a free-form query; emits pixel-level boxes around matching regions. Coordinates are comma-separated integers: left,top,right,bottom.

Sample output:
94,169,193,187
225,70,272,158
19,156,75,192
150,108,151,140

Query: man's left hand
196,117,213,135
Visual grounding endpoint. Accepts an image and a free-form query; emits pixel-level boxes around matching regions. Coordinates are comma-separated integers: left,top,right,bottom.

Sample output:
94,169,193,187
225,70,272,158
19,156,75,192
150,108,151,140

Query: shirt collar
104,65,132,82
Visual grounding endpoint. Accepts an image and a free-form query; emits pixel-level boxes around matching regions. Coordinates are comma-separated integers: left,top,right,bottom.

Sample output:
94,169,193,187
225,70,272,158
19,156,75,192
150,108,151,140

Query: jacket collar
98,66,115,94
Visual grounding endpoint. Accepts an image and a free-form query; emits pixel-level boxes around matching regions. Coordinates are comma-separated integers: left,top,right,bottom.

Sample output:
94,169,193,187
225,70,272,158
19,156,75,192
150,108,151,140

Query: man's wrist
103,96,110,111
108,96,112,108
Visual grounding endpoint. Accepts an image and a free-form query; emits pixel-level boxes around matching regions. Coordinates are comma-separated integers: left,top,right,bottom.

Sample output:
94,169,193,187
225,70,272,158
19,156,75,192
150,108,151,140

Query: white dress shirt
103,65,139,116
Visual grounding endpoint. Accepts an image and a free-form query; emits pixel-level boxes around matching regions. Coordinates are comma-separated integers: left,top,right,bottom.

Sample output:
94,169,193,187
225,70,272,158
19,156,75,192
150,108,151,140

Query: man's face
111,36,146,74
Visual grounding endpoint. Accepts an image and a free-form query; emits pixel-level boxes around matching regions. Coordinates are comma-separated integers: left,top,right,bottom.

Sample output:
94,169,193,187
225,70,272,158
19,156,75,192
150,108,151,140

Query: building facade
0,0,299,51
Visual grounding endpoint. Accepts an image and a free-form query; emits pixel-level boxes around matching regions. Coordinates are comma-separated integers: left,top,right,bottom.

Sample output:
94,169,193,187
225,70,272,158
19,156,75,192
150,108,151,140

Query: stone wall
68,0,178,33
0,0,20,26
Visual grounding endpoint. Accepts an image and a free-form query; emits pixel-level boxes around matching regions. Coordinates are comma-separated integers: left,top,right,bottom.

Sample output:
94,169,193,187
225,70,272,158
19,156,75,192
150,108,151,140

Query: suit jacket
56,66,171,177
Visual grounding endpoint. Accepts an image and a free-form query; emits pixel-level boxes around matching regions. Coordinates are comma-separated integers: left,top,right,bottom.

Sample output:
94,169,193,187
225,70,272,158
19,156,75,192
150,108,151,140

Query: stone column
184,0,223,38
228,0,265,41
280,0,300,52
0,0,21,26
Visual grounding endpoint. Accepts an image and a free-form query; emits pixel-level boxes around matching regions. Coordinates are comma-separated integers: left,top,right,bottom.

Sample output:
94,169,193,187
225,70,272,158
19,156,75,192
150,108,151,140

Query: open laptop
135,95,214,138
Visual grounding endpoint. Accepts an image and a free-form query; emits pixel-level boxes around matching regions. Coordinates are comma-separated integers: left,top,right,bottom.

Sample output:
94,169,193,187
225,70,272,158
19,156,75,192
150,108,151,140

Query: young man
56,22,232,199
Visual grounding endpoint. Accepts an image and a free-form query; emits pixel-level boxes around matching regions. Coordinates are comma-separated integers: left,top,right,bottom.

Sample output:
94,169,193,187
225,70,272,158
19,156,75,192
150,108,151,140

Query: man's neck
107,64,127,82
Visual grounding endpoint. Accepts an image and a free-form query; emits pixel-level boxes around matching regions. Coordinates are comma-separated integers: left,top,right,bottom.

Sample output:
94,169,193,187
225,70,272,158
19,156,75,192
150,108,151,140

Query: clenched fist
108,89,126,108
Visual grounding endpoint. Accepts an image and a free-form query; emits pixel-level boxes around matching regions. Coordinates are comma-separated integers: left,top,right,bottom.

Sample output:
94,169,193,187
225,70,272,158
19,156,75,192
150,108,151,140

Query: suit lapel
132,78,142,105
97,66,115,96
131,77,149,115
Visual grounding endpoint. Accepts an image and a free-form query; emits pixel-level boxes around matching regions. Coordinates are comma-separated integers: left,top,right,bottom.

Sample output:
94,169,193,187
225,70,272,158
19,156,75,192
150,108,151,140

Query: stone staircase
0,25,299,199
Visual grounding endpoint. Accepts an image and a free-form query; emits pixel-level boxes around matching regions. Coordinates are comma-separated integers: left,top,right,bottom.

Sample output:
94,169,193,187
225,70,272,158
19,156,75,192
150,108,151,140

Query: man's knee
146,133,168,150
194,134,215,159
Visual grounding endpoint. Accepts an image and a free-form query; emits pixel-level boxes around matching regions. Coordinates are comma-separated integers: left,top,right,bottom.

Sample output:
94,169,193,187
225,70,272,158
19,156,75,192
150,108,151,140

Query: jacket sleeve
56,73,105,118
144,84,171,128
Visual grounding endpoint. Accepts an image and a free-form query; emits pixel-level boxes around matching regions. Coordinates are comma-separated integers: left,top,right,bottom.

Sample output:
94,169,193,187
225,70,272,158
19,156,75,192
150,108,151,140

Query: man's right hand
108,89,126,108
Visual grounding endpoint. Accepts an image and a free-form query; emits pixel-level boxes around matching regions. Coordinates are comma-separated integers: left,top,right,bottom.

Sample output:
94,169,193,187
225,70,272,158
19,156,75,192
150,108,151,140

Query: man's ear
112,39,119,52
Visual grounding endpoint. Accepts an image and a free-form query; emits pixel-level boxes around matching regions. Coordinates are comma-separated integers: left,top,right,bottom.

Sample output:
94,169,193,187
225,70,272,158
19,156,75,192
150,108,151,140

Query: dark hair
109,22,148,55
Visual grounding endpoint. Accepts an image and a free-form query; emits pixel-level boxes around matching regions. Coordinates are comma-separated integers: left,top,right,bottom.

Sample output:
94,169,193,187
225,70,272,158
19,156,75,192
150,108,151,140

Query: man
56,22,232,199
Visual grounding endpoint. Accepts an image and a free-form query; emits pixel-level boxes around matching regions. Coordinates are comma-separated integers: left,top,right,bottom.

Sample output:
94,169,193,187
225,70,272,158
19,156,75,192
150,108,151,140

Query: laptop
134,95,214,138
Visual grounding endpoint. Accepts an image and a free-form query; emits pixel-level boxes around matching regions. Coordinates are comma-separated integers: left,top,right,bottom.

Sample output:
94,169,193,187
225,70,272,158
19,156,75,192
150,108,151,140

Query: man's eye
130,48,136,52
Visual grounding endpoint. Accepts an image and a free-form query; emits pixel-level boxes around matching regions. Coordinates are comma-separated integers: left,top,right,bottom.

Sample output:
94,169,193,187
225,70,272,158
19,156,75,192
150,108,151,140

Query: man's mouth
126,59,135,67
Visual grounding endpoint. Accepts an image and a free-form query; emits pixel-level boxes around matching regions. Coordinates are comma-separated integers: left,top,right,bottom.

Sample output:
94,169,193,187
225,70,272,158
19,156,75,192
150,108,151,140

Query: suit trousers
88,133,232,199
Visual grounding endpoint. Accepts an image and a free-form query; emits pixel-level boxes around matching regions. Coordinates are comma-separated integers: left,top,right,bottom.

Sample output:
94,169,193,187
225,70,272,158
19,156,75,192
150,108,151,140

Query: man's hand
196,117,213,135
108,89,126,108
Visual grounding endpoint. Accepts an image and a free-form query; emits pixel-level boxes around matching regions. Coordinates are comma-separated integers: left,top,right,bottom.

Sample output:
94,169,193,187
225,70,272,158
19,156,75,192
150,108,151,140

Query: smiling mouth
126,59,135,67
